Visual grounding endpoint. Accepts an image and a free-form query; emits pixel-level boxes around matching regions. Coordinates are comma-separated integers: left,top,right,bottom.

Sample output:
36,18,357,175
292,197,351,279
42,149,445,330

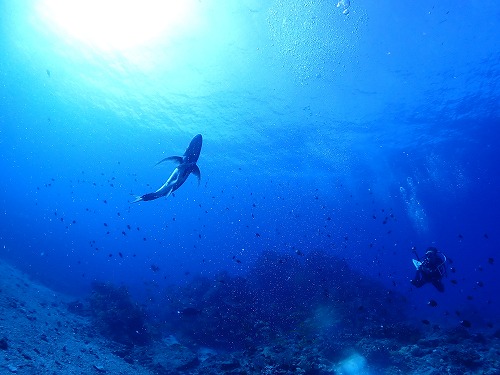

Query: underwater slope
0,259,153,374
1,258,500,374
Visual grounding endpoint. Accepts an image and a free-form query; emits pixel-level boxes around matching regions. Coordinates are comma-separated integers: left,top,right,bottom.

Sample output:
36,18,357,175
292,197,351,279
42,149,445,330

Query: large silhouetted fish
132,134,202,203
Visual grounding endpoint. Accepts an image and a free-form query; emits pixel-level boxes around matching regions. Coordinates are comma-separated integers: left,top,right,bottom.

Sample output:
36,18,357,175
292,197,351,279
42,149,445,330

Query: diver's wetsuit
411,248,447,292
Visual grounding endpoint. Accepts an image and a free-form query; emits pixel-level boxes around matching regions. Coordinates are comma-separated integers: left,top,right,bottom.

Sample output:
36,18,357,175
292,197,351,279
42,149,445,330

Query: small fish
428,300,438,307
460,320,471,328
151,264,160,272
421,319,430,325
295,249,304,256
477,281,484,287
177,308,201,317
488,257,494,265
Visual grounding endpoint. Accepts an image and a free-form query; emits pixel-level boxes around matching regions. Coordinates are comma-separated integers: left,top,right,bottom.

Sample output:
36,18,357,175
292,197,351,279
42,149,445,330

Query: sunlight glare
38,0,196,51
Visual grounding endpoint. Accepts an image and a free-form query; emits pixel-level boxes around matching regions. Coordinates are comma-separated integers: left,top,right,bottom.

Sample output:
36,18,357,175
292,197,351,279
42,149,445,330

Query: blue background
1,0,499,328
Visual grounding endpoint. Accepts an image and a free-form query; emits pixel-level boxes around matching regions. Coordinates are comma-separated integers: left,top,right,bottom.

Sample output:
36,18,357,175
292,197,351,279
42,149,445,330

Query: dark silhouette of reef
89,282,152,346
162,249,417,350
69,250,500,373
3,252,492,374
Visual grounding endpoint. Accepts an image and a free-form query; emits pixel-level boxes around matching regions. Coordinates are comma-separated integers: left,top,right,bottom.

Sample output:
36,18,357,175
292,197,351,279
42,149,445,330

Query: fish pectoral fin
155,156,183,167
192,164,201,185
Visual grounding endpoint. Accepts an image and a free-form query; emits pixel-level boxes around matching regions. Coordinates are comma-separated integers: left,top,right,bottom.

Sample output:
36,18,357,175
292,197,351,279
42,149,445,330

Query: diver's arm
412,246,420,261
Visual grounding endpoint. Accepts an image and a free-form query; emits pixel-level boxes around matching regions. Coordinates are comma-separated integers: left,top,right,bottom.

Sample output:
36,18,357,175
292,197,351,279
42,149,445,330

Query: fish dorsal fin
192,164,201,185
155,156,183,167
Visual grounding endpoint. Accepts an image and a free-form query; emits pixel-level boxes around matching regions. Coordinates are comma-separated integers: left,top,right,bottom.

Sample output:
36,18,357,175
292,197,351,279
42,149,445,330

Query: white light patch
37,0,196,51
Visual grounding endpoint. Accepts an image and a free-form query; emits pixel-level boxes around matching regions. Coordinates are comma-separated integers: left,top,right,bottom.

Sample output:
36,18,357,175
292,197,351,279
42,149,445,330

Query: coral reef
162,250,412,350
1,257,499,374
89,282,151,346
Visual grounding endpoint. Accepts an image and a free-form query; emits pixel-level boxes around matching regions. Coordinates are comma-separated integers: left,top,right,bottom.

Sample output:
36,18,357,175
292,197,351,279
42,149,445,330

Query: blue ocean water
1,0,499,348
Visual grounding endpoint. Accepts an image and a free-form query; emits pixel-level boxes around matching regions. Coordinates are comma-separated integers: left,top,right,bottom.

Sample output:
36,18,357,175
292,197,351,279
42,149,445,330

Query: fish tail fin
131,195,143,203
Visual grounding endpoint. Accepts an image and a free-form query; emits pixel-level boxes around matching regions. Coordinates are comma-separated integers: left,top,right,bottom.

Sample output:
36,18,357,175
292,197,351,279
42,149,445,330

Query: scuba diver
411,246,448,292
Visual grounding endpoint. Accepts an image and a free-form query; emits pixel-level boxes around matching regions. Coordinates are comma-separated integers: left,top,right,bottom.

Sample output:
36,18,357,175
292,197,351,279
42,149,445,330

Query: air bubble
337,0,351,15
